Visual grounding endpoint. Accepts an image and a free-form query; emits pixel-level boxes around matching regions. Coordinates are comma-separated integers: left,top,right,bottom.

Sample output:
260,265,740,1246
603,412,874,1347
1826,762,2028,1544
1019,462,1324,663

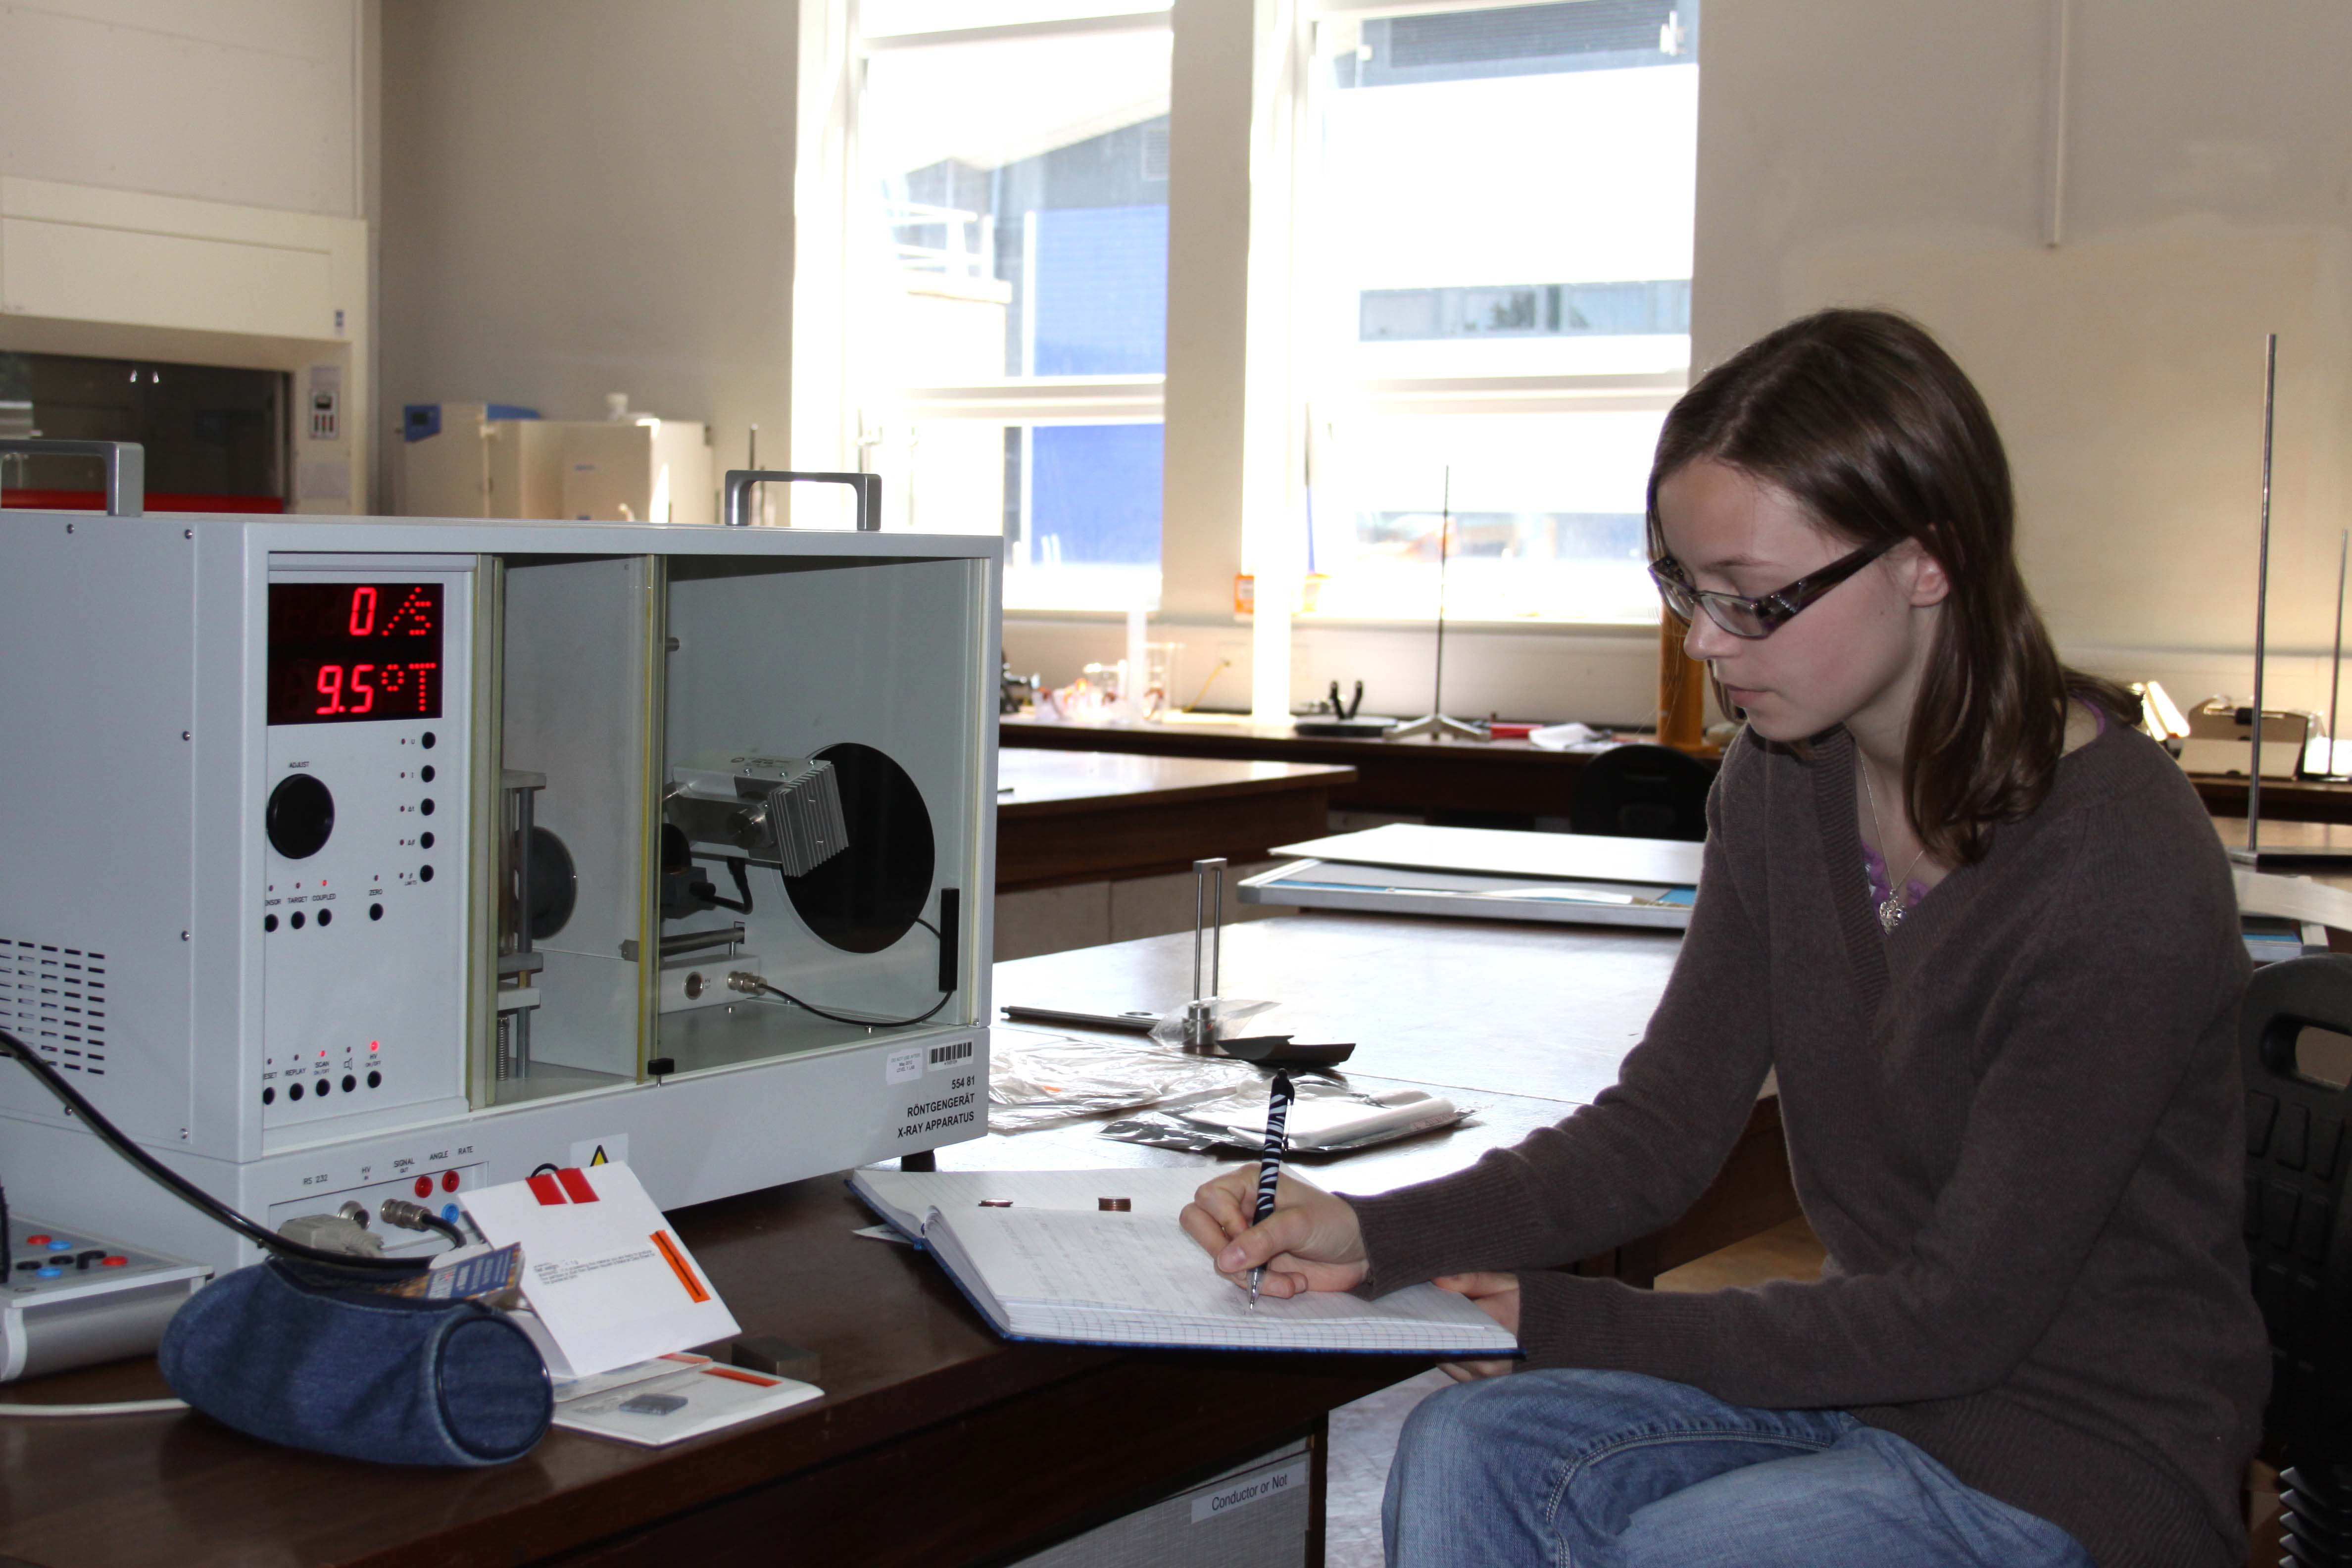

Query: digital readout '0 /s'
266,582,446,726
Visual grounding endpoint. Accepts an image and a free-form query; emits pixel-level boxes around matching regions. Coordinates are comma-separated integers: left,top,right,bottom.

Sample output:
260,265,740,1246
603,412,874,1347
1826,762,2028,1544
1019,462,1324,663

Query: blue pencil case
159,1257,551,1466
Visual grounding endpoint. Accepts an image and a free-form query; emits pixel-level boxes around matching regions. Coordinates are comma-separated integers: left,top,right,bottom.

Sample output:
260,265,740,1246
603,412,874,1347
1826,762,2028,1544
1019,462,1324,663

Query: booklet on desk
850,1168,1519,1357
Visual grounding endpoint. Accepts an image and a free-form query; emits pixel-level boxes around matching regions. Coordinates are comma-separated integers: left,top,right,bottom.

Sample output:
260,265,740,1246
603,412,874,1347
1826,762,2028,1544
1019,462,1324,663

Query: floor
1321,1215,1830,1567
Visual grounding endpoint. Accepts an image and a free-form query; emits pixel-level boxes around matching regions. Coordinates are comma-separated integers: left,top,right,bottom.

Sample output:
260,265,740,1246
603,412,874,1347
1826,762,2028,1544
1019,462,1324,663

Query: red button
101,1256,127,1267
413,1176,433,1199
441,1170,460,1193
24,1234,50,1246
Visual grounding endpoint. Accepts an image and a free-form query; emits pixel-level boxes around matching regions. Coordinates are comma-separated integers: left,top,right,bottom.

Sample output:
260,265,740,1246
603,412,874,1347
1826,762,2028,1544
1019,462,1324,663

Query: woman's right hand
1179,1167,1369,1299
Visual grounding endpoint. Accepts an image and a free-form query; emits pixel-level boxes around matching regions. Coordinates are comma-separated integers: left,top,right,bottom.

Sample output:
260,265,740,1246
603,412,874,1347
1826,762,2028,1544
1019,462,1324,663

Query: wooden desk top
1001,717,1696,823
1003,713,1613,773
0,913,1675,1568
2190,774,2352,824
997,750,1355,817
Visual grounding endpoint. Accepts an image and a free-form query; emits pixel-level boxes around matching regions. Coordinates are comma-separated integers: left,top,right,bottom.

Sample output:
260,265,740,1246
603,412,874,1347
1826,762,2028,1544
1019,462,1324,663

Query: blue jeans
1383,1370,2094,1568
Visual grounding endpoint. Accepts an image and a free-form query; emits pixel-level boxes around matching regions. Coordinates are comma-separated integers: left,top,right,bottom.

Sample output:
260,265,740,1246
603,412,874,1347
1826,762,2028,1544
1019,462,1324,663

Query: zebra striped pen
1247,1069,1296,1313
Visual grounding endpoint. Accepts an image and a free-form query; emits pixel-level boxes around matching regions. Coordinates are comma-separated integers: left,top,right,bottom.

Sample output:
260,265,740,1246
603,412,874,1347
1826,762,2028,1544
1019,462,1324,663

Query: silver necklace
1859,759,1929,933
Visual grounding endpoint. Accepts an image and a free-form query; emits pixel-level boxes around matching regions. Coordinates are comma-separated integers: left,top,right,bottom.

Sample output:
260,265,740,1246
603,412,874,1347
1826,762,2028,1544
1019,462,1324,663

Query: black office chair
1567,743,1713,841
2242,956,2352,1566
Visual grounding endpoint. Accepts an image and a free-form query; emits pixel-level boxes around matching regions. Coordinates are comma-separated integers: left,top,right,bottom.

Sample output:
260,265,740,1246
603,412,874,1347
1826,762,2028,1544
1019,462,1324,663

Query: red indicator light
369,1041,380,1051
412,1176,432,1199
441,1171,460,1193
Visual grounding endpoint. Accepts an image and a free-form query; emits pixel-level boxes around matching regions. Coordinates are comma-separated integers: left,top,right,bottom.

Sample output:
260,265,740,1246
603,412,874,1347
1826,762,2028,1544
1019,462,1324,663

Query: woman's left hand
1432,1271,1520,1382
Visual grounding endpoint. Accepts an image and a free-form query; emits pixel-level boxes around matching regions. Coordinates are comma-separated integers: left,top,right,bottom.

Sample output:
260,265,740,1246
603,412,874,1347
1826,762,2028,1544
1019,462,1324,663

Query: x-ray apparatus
0,490,998,1271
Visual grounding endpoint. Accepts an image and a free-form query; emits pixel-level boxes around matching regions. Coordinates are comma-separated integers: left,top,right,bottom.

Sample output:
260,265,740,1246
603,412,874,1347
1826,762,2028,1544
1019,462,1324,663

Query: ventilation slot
3,938,108,1075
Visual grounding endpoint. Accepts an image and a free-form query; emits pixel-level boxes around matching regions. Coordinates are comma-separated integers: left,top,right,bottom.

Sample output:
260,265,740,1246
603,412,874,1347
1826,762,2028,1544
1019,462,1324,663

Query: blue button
440,1203,460,1224
45,1240,71,1252
35,1267,62,1278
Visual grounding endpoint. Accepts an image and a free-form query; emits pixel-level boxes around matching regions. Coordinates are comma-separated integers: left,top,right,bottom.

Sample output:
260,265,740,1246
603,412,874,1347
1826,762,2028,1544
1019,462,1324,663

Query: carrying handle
722,469,880,532
0,439,146,518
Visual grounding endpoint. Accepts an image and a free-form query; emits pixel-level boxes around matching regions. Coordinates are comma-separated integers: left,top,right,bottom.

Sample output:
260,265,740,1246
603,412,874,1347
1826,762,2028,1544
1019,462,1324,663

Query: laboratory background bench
991,750,1357,962
0,911,1788,1568
1003,713,2352,826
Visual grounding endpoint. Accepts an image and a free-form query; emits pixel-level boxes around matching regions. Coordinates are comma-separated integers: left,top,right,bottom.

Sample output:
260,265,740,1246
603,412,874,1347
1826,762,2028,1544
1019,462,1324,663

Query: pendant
1877,894,1907,933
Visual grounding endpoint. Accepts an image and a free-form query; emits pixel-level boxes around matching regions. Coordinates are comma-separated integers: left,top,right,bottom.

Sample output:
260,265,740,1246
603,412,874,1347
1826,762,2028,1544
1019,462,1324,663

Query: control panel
261,569,472,1129
3,1217,209,1381
264,1160,488,1246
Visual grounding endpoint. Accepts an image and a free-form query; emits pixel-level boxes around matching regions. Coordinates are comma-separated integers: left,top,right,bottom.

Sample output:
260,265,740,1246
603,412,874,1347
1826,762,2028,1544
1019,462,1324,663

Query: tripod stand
1388,467,1482,741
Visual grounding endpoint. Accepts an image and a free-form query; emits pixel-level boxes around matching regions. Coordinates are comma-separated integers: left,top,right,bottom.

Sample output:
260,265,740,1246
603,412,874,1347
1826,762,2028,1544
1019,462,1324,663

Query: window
855,2,1173,610
1296,0,1698,622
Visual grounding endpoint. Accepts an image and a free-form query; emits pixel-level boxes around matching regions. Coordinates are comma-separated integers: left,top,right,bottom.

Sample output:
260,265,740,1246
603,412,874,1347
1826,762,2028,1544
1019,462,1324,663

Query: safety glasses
1648,539,1894,639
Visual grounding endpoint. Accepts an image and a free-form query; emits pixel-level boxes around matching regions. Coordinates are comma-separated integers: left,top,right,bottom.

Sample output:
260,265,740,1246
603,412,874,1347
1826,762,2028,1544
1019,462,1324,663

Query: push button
45,1240,72,1252
34,1267,62,1279
23,1234,50,1247
101,1256,128,1268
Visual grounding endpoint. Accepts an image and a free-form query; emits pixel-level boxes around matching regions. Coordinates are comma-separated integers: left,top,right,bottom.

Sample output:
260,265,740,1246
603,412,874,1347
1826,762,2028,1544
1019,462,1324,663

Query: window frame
1285,0,1694,628
795,0,1695,630
840,1,1176,612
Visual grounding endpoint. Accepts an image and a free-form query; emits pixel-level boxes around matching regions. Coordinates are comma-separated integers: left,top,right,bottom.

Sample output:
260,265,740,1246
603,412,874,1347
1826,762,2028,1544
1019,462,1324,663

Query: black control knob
266,774,336,860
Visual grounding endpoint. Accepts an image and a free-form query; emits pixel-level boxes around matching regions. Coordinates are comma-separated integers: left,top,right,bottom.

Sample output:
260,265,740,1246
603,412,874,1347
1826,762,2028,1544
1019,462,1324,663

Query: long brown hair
1646,308,2134,865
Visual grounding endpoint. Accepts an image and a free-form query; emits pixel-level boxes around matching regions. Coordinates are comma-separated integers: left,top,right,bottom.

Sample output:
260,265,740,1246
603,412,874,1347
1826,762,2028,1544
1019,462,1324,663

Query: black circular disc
265,773,335,860
526,826,578,941
784,743,934,954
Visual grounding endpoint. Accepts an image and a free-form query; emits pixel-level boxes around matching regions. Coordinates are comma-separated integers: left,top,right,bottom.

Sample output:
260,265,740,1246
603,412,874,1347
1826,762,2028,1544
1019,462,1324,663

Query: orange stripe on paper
649,1229,709,1304
700,1365,778,1387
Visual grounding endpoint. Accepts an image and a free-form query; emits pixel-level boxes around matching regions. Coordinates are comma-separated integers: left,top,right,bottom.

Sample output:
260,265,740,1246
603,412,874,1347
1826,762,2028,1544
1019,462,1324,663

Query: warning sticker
1191,1458,1309,1523
569,1135,629,1170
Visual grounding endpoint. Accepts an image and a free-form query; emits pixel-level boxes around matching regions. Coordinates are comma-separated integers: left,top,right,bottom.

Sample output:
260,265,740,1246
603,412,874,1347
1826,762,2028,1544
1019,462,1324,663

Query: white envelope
464,1161,740,1378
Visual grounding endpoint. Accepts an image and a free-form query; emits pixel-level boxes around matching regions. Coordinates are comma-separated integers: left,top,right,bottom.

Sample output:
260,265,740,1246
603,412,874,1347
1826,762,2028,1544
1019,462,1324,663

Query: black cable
703,858,754,915
0,1029,428,1274
380,1199,466,1249
736,976,952,1028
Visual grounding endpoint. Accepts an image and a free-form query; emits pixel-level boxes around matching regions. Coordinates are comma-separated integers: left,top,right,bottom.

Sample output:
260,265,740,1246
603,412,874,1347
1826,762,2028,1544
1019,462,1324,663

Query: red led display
268,583,444,725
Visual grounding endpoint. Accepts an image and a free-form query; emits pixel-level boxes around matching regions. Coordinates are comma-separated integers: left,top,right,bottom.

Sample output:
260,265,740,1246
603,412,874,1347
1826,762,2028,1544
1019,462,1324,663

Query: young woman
1181,309,2268,1568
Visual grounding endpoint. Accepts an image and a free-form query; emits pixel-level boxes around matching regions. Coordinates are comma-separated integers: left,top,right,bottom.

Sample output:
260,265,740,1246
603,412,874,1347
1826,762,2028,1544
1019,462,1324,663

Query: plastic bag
1145,997,1278,1050
1099,1082,1473,1155
988,1026,1263,1133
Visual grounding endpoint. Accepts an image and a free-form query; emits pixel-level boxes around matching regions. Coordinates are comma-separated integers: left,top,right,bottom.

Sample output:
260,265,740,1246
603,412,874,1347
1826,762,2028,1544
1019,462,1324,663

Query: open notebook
850,1167,1520,1357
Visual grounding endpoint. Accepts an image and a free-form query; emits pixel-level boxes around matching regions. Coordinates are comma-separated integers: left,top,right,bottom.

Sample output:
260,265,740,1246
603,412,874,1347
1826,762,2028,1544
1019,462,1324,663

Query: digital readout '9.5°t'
267,583,444,725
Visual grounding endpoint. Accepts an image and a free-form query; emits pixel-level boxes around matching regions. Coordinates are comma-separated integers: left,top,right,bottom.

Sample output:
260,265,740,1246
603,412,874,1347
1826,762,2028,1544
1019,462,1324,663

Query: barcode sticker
927,1039,975,1072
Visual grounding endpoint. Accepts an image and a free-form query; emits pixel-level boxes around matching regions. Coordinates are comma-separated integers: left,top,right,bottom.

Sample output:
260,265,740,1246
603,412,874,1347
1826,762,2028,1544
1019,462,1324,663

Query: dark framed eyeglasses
1648,539,1895,639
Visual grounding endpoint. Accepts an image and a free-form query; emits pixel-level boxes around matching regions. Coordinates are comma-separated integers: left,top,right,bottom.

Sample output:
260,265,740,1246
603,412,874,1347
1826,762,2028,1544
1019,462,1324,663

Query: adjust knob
266,773,335,860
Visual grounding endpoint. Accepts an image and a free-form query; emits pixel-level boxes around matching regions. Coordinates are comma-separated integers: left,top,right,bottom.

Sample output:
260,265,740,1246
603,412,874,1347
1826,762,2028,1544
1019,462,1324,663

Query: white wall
1695,0,2352,716
0,0,362,218
378,1,797,506
0,2,372,509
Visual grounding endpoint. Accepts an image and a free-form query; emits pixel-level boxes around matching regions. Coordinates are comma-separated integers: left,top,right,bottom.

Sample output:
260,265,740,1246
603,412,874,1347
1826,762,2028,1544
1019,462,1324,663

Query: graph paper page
929,1206,1518,1353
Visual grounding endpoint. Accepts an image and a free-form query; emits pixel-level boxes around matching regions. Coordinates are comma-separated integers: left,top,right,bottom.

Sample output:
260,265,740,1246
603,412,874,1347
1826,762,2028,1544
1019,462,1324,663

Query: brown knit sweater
1345,724,2268,1568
